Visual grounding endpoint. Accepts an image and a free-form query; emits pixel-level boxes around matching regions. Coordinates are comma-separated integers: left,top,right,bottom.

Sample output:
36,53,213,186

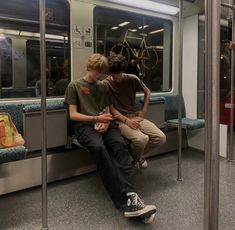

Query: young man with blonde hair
105,53,166,168
65,53,156,222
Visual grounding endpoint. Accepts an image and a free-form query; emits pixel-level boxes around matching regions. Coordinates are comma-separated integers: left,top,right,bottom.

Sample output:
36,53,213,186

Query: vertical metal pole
177,0,183,181
40,0,48,229
228,0,235,161
64,36,66,61
0,56,2,98
204,0,220,229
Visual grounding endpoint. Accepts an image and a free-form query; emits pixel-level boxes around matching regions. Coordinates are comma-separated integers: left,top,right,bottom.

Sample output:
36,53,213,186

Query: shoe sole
142,213,156,224
124,205,156,218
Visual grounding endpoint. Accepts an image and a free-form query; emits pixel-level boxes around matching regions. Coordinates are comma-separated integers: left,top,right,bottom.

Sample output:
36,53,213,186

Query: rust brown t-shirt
104,74,145,115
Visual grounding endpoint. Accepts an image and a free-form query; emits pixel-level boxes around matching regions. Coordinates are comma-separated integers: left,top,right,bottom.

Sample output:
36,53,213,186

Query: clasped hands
94,113,113,133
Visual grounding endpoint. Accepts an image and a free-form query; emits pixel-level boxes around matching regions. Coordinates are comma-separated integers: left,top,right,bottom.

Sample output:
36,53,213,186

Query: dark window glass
26,39,69,97
197,19,231,120
0,0,70,99
0,38,12,88
94,7,172,92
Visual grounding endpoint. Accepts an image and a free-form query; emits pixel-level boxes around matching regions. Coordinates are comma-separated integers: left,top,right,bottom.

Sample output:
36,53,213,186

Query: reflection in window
27,40,69,97
0,37,12,88
0,0,70,99
197,19,231,119
94,7,172,92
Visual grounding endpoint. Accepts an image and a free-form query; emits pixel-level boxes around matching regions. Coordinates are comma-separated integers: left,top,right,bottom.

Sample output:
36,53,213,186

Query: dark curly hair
107,53,128,74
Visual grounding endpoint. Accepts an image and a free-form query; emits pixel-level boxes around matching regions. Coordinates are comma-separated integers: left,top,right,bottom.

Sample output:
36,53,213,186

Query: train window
26,39,69,97
198,19,231,119
0,0,70,99
0,37,13,88
94,7,173,92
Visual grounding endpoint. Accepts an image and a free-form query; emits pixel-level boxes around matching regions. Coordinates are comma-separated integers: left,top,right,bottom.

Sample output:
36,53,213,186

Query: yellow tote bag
0,113,25,149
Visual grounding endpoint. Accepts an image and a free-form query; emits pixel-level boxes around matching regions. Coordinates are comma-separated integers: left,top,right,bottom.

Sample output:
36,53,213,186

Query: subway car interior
0,0,235,229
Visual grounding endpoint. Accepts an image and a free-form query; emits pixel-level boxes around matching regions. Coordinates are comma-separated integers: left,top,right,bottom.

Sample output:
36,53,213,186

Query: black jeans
74,121,135,211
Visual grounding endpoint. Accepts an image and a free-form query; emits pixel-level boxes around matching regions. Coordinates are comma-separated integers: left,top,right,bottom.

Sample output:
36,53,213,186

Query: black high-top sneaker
124,193,156,218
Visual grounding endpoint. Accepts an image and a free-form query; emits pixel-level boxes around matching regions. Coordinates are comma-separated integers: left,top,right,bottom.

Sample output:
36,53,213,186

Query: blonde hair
86,53,108,73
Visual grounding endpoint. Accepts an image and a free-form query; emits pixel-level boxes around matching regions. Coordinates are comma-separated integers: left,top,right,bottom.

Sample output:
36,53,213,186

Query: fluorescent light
0,29,19,36
129,29,137,32
156,46,163,50
149,29,164,34
46,34,68,40
20,31,40,37
118,21,130,27
20,32,67,40
0,29,68,41
104,0,179,15
111,26,119,30
138,25,149,30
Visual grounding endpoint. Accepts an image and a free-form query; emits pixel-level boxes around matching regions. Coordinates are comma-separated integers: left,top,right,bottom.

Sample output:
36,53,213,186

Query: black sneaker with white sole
124,193,156,218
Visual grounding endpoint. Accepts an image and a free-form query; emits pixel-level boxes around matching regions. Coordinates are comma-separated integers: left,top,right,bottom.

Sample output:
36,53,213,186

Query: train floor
0,148,235,230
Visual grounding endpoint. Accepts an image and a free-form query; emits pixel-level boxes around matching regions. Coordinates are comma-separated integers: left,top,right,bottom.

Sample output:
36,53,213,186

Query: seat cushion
167,118,205,130
23,101,66,113
0,146,27,164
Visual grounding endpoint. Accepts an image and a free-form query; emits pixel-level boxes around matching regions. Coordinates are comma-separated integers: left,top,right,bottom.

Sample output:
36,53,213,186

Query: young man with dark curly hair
104,53,166,168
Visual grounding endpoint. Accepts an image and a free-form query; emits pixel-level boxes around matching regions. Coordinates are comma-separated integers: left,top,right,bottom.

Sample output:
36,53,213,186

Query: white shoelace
132,194,145,209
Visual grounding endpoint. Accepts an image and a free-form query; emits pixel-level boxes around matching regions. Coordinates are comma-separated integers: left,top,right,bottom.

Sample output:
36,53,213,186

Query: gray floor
0,148,235,230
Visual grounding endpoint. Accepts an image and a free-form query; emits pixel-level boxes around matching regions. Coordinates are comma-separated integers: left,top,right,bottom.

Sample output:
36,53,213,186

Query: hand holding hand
97,113,113,123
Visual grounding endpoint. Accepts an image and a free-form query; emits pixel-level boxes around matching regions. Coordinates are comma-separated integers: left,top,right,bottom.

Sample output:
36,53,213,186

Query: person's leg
139,118,166,154
117,120,149,162
74,123,126,210
74,123,156,219
103,122,135,194
103,122,157,218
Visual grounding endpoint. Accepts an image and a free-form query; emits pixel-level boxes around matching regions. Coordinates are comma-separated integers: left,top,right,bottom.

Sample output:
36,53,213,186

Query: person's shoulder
102,76,112,85
124,73,139,81
98,80,109,91
68,79,82,87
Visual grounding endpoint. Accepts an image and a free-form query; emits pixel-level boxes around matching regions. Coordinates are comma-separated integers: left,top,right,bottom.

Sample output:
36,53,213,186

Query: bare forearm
110,105,127,123
142,87,150,112
70,112,97,123
69,105,113,123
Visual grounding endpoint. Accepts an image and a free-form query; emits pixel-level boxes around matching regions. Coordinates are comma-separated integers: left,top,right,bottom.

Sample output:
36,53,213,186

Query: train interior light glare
104,0,179,15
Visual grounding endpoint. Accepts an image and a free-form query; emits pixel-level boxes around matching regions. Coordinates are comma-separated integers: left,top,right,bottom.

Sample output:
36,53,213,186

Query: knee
151,132,166,145
159,133,166,145
132,135,149,148
91,144,107,157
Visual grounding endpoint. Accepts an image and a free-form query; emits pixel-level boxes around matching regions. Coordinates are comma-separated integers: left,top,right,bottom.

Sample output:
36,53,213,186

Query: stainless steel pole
0,57,2,98
64,36,66,61
177,0,183,181
204,0,220,229
40,0,48,229
228,0,235,161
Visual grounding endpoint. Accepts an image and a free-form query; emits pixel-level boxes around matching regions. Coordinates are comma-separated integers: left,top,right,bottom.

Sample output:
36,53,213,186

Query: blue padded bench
0,146,27,164
163,95,205,130
0,100,66,163
23,101,66,113
144,95,205,131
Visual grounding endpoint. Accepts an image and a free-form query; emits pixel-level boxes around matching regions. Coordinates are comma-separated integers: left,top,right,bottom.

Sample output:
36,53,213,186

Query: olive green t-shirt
65,79,110,115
